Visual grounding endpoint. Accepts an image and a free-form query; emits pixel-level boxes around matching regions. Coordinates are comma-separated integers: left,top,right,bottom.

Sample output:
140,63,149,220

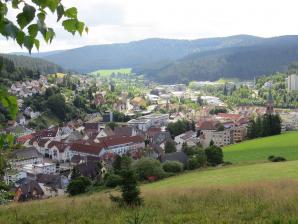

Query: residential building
9,147,43,168
4,170,27,185
22,163,56,175
287,74,298,91
174,130,198,150
128,114,169,131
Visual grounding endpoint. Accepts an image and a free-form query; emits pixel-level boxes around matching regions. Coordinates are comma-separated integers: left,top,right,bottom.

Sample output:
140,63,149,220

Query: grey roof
36,174,65,189
10,147,42,160
162,151,188,165
114,126,133,136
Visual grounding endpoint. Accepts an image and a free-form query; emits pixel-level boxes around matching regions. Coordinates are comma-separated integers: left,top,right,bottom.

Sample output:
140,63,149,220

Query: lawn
90,68,132,76
143,160,298,190
224,131,298,164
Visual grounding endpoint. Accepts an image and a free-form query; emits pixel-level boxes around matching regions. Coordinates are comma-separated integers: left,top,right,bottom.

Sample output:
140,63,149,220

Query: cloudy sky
1,0,298,53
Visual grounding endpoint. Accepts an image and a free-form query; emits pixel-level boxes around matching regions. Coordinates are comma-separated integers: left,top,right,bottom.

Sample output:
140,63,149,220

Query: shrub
268,155,286,162
105,174,122,188
195,149,207,168
187,157,199,170
165,141,176,153
205,145,223,166
162,161,183,173
67,176,91,196
133,158,165,181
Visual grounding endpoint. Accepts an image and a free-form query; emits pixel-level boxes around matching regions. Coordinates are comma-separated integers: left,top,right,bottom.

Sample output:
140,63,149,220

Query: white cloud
1,0,298,53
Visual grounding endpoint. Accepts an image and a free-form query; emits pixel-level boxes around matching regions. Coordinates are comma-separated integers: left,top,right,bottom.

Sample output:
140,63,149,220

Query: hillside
20,35,298,83
1,54,63,74
2,163,298,223
29,35,262,73
2,133,298,223
224,131,298,164
144,36,298,83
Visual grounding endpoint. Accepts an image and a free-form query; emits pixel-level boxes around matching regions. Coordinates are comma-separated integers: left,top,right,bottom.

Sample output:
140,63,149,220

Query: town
1,68,297,203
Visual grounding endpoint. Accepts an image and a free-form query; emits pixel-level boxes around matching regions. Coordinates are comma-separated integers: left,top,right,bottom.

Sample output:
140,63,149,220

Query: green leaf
85,26,89,34
37,12,46,23
12,0,22,9
32,0,48,9
43,28,55,43
4,22,19,39
28,24,38,38
16,30,25,46
76,21,85,35
56,4,64,22
64,7,77,19
17,4,36,29
47,0,61,12
34,39,40,51
62,19,77,34
23,35,35,53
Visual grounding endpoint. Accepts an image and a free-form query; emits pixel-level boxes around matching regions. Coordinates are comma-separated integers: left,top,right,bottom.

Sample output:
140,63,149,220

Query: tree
110,155,142,207
47,93,67,120
205,145,223,166
0,0,87,53
133,158,165,181
67,176,91,196
112,155,122,174
70,166,81,180
162,161,183,173
164,141,176,153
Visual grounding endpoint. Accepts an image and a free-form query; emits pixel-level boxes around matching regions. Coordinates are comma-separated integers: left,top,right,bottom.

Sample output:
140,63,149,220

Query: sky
1,0,298,53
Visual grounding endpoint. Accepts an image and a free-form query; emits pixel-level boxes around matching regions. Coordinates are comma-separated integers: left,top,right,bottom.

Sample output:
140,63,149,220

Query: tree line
247,114,281,139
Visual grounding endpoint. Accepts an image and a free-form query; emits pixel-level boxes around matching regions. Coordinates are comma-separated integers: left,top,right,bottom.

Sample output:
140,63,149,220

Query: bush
105,174,122,188
162,161,183,173
187,157,199,170
268,155,286,162
67,176,91,196
165,141,176,153
195,149,207,167
205,145,223,166
133,158,165,181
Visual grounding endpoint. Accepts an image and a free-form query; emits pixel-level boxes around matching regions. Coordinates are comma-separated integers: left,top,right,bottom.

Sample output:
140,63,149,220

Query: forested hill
15,35,298,83
31,35,263,73
0,54,63,86
143,36,298,83
1,54,63,74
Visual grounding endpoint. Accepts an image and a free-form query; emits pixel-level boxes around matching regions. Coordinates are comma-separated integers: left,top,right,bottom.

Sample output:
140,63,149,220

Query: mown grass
224,131,298,164
90,68,132,76
2,180,298,223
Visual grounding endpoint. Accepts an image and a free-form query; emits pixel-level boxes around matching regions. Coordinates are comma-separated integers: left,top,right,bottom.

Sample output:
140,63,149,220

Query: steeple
266,88,274,115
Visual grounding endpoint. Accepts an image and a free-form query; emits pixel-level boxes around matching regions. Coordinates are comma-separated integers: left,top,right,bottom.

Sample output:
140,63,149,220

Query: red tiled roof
37,139,50,147
48,141,70,152
33,128,58,138
147,127,161,137
217,113,241,120
99,135,144,147
196,119,219,130
16,134,33,144
70,143,105,155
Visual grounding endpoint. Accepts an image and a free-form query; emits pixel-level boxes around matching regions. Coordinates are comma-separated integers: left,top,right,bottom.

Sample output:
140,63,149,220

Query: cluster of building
9,76,49,98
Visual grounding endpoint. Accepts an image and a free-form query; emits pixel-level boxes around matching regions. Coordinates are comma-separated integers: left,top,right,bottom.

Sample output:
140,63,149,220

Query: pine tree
110,155,142,207
71,166,81,180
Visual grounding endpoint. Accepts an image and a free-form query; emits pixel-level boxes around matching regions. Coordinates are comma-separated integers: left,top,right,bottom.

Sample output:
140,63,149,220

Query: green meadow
90,68,132,76
224,131,298,164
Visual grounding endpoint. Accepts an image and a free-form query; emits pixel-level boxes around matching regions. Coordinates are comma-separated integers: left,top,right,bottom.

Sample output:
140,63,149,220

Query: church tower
266,88,274,115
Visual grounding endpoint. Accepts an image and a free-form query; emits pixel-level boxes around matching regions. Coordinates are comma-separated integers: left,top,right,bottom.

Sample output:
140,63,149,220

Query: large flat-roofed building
287,74,298,91
128,114,169,131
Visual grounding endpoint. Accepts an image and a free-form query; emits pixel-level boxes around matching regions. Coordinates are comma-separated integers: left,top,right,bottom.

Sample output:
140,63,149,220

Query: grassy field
144,160,298,190
3,133,298,223
224,131,298,164
90,68,132,76
2,180,298,223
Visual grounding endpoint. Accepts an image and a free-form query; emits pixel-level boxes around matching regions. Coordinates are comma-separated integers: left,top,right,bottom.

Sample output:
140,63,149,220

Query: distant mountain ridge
12,35,298,83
